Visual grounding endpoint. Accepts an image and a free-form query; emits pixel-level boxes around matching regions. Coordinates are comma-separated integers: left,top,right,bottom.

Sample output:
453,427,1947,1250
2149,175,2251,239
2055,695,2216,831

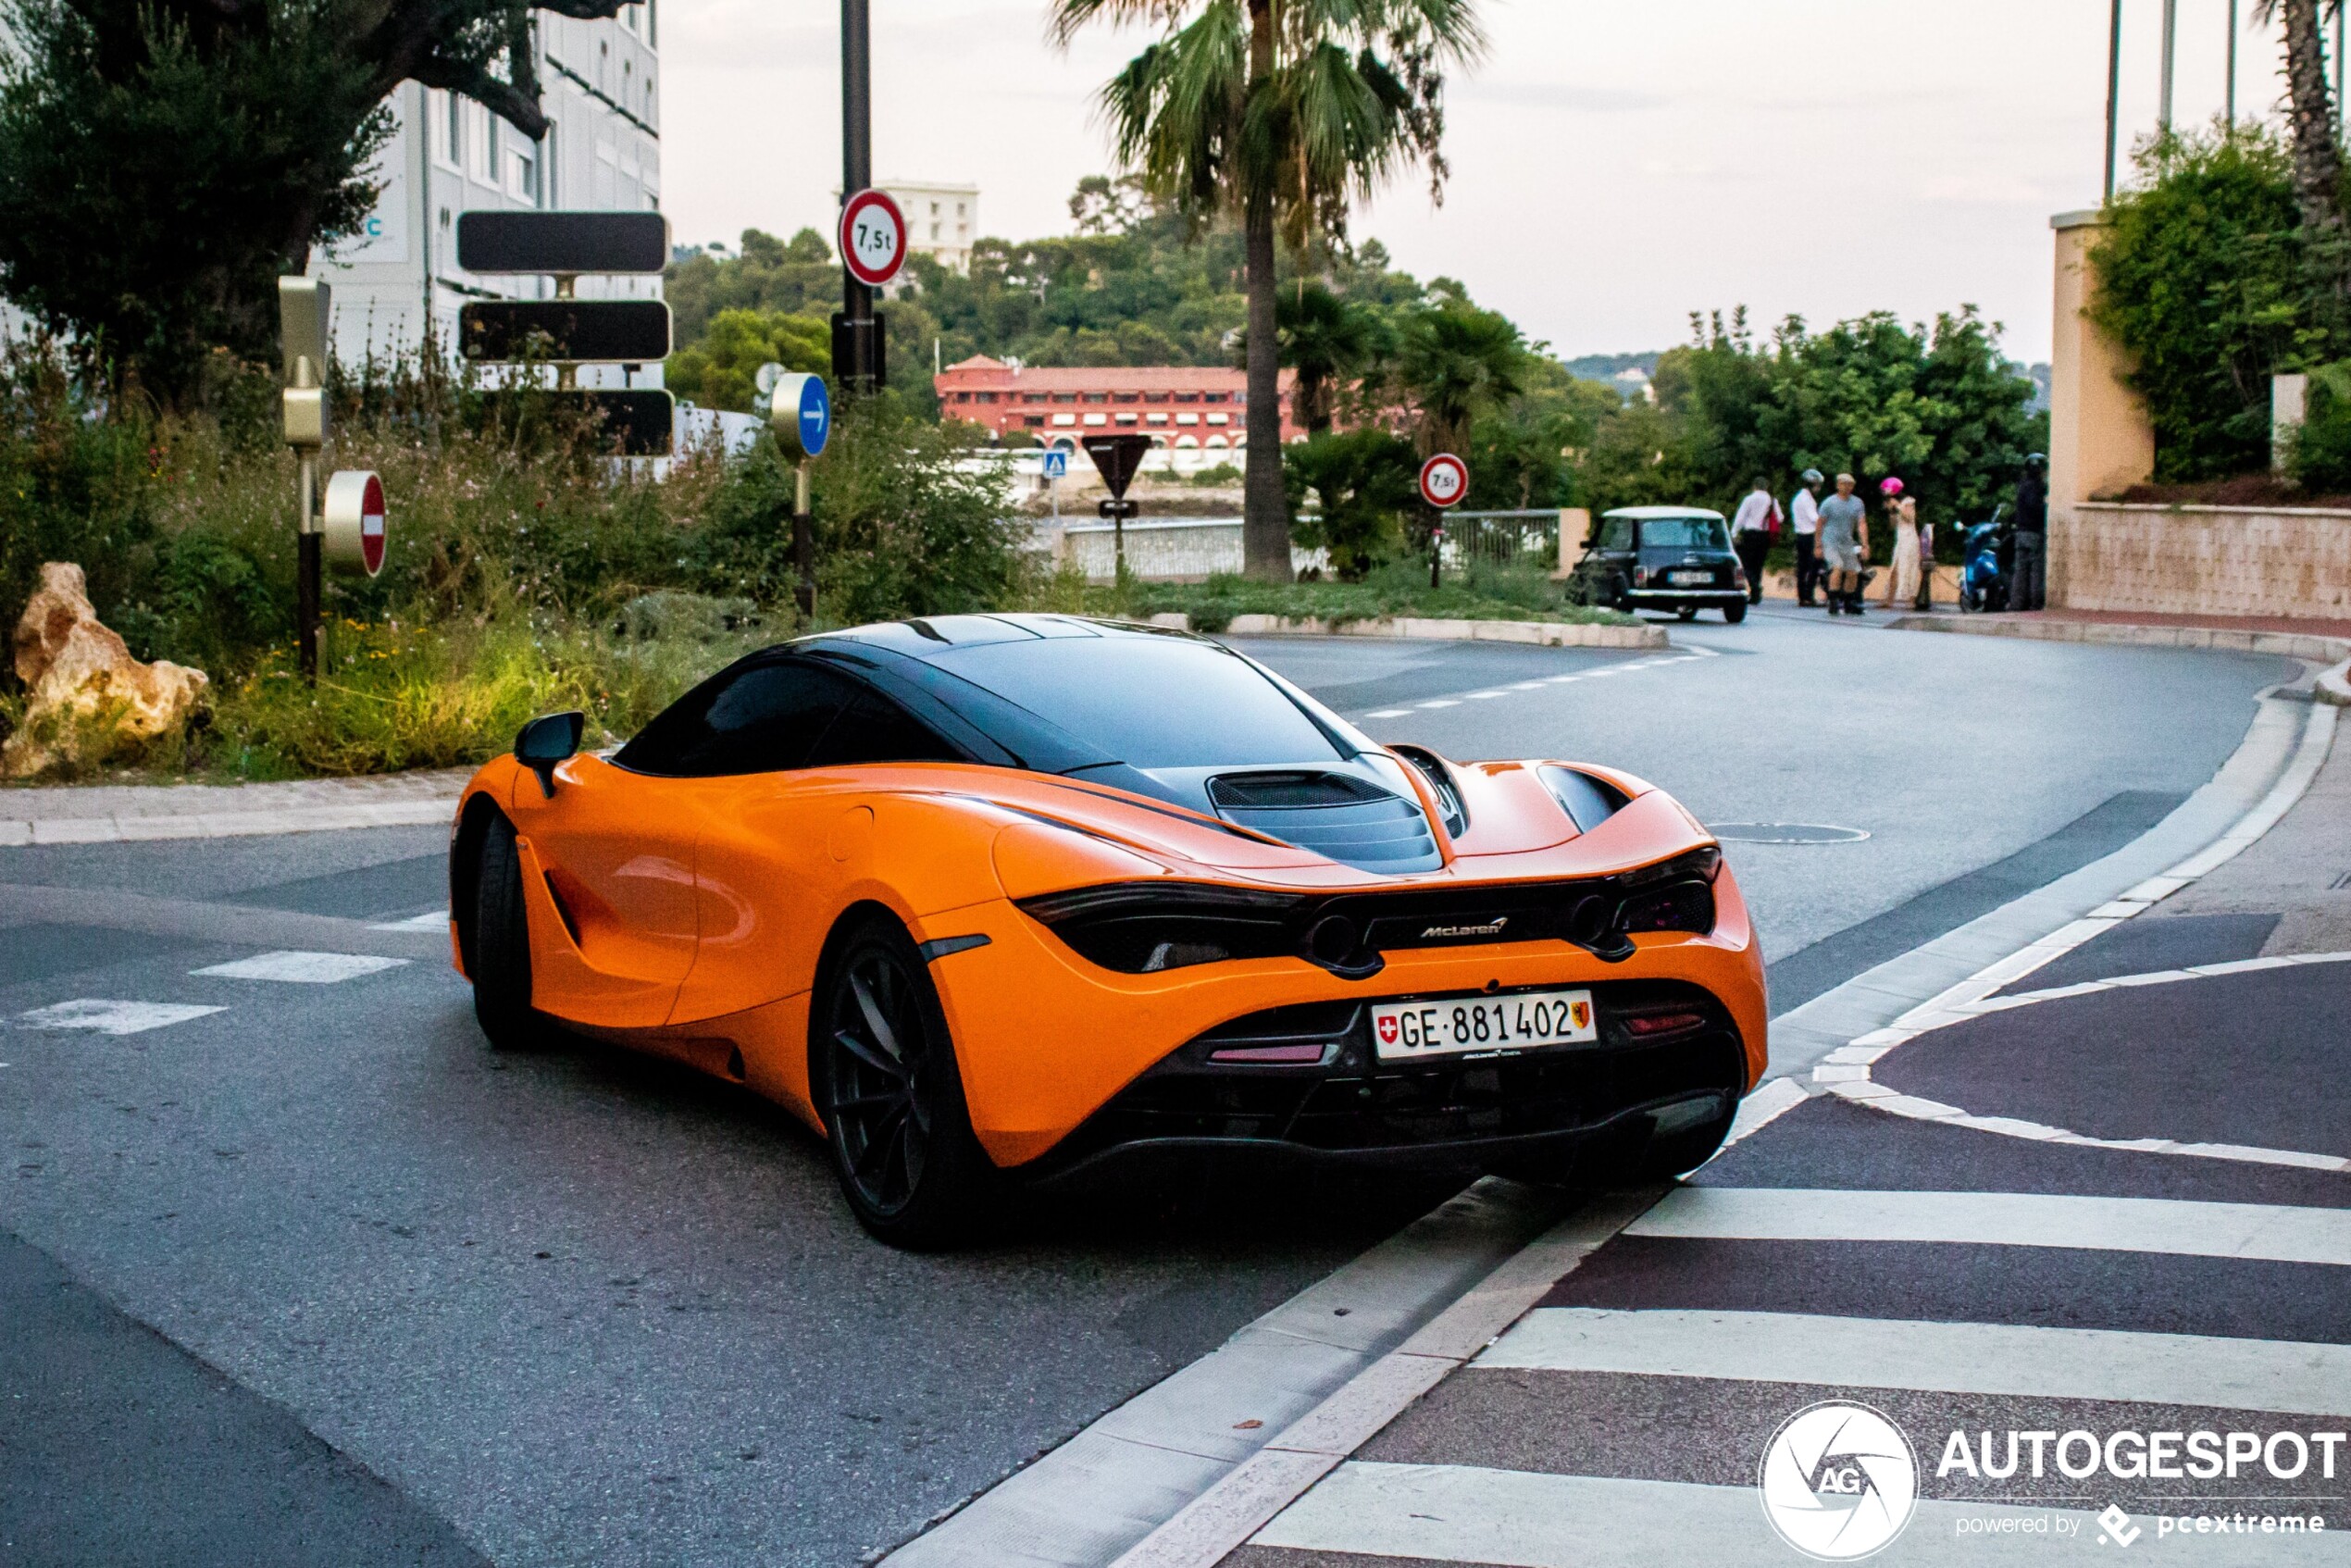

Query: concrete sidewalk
0,769,467,845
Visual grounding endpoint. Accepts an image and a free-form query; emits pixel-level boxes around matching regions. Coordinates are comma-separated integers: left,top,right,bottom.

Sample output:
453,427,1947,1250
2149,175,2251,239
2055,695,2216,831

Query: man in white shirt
1728,477,1777,605
1789,468,1823,606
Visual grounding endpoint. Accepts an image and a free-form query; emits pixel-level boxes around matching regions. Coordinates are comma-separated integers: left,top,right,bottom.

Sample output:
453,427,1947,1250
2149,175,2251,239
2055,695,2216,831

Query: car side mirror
516,711,585,798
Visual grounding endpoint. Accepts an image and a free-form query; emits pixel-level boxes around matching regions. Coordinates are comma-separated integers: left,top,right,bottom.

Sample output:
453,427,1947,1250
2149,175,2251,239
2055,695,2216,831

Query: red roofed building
934,355,1301,451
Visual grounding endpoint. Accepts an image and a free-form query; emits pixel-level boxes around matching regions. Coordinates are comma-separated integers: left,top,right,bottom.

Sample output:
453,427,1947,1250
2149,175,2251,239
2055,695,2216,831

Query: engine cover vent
1208,771,1443,873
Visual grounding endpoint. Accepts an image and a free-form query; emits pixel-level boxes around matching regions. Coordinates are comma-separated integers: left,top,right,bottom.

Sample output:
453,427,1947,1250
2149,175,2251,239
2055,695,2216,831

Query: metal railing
1440,509,1561,572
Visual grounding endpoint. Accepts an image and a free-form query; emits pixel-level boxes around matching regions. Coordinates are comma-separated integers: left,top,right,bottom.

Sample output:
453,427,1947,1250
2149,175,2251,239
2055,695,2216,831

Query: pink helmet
1880,477,1906,497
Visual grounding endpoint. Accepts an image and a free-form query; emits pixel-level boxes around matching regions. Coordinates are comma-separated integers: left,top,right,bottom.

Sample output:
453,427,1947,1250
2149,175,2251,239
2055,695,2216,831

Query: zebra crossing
8,942,422,1035
1224,1092,2351,1564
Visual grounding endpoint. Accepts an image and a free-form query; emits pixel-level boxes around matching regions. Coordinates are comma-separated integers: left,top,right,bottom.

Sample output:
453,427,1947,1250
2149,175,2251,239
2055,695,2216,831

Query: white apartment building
874,179,979,274
314,3,663,387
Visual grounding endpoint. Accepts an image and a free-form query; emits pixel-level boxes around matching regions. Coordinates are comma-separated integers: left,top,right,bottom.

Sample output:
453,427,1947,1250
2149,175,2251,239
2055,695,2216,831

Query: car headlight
1016,882,1303,973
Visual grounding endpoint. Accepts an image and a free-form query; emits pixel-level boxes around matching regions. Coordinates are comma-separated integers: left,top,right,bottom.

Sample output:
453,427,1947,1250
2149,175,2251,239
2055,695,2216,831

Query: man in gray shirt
1816,472,1870,616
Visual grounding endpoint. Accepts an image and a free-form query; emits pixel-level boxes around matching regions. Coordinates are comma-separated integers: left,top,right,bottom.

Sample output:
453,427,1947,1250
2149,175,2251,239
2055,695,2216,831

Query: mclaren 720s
449,615,1767,1246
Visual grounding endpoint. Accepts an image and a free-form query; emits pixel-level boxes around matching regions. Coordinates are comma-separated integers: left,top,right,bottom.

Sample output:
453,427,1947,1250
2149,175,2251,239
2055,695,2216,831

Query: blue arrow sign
769,372,831,461
1041,449,1069,479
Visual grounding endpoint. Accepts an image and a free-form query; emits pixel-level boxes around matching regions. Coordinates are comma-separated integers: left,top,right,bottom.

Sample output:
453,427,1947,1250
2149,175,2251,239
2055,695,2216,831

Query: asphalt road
0,611,2299,1566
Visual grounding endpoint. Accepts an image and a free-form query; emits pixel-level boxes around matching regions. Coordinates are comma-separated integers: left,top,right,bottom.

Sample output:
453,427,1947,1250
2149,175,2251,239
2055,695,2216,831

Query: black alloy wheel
472,814,544,1051
817,917,992,1248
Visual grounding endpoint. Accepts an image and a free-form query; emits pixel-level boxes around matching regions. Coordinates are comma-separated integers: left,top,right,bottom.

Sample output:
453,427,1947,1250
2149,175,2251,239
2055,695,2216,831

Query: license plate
1371,989,1597,1061
1667,569,1713,586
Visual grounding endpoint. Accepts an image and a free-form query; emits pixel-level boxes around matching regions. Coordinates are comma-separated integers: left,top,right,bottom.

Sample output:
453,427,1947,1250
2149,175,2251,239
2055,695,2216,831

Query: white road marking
1479,1307,2351,1418
1710,1076,1809,1156
1813,952,2351,1174
1251,1463,2346,1565
193,951,409,984
1363,709,1412,719
1416,699,1461,710
1464,691,1508,700
367,910,450,932
1510,680,1548,690
15,1000,226,1035
1628,1187,2351,1267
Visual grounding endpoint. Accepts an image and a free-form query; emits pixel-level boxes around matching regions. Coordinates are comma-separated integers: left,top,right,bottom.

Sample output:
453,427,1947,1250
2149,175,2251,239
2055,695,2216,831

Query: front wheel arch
805,899,920,1128
450,793,504,977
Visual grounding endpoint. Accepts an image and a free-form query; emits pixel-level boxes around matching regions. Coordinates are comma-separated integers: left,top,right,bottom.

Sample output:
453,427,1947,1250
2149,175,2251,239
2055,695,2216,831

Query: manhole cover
1709,822,1871,844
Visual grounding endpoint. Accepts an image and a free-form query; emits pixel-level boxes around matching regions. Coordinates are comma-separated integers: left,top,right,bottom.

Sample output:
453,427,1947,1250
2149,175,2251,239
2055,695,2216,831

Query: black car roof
810,613,1199,664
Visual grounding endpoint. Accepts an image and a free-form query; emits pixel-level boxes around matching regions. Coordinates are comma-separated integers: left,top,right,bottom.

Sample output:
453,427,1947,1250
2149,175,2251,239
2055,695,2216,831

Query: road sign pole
298,453,322,679
279,277,331,684
794,459,815,621
839,0,876,394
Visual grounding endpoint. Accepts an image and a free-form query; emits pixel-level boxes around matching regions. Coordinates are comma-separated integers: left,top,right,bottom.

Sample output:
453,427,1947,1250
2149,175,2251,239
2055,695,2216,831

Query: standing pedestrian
2012,453,2048,612
1818,472,1870,615
1729,477,1779,605
1913,508,1935,611
1879,477,1921,609
1790,468,1824,606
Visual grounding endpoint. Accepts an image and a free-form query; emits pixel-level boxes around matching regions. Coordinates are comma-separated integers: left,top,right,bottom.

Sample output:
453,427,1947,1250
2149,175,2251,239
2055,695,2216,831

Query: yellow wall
2047,212,2157,605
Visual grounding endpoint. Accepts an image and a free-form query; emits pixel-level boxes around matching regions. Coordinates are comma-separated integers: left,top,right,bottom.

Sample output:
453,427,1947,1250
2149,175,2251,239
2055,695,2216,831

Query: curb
0,800,454,847
1148,612,1669,650
1884,612,2351,666
2319,656,2351,707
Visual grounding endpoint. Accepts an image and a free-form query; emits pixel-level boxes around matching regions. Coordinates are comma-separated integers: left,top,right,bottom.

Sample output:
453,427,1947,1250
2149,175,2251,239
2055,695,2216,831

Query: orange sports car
449,616,1767,1245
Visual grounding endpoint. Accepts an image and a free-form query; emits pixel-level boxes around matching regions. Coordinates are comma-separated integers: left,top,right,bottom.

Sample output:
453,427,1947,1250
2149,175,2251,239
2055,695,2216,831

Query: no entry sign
1419,453,1469,509
839,189,908,288
323,469,387,578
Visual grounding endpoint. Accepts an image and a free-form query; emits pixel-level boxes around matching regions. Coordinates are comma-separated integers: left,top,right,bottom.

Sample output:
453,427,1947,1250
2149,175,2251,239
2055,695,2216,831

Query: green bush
2089,123,2340,482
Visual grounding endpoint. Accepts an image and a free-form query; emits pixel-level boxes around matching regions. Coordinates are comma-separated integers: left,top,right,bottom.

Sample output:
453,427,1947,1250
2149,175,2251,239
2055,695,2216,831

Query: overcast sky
656,0,2287,365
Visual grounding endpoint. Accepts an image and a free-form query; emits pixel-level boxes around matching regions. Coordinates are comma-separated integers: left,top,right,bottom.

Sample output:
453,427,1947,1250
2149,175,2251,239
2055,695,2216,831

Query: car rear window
1638,518,1731,551
927,637,1343,769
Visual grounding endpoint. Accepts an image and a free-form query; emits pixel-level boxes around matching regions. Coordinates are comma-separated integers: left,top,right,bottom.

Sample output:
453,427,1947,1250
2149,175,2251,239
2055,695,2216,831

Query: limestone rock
3,562,208,778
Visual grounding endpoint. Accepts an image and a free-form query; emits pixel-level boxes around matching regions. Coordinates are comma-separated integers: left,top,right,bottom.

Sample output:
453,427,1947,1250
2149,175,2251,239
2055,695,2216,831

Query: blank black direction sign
456,211,670,276
459,300,672,364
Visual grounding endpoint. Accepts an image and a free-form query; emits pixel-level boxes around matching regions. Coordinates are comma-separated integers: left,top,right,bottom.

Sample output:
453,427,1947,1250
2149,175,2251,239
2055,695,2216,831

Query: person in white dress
1880,477,1921,607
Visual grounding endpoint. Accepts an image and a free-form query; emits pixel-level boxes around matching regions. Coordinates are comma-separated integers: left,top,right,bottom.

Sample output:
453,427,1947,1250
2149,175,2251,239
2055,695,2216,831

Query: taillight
1016,882,1302,974
1614,846,1720,937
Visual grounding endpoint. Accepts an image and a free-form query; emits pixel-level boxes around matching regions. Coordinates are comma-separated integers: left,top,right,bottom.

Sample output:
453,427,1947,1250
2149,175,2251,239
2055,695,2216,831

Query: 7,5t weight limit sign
839,189,908,288
1419,453,1469,509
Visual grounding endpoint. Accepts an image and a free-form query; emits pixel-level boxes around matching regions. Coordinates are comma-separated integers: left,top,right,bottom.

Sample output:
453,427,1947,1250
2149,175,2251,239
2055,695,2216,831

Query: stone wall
2059,504,2351,620
1045,519,1327,582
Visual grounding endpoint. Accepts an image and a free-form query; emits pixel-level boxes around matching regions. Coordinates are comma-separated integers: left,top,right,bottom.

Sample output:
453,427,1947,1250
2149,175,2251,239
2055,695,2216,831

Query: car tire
472,813,545,1052
815,915,996,1250
1723,601,1748,624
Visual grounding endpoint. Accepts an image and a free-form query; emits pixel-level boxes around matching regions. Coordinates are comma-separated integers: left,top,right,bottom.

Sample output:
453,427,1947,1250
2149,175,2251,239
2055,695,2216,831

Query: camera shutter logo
1758,1401,1918,1560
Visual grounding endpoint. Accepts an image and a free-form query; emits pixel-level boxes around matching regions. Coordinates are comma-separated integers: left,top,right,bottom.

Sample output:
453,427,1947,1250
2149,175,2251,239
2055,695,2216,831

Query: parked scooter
1959,504,2011,614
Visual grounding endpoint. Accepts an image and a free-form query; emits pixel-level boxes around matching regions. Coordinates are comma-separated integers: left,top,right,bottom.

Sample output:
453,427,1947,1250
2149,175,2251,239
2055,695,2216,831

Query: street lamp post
2159,0,2178,131
2227,0,2238,128
2105,0,2125,200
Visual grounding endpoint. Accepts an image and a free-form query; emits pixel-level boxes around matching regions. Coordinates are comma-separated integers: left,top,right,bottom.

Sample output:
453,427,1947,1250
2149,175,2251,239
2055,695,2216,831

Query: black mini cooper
1569,506,1749,623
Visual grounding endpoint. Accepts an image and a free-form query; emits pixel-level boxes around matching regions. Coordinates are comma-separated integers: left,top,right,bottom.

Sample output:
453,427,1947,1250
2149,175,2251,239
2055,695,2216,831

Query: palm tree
1277,281,1380,434
1051,0,1486,580
1395,301,1528,458
2254,0,2348,279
